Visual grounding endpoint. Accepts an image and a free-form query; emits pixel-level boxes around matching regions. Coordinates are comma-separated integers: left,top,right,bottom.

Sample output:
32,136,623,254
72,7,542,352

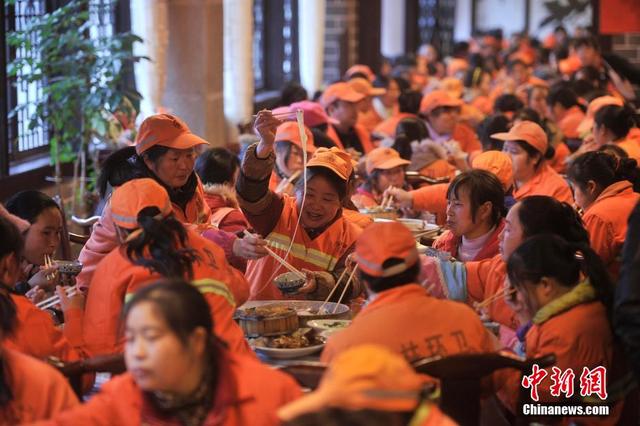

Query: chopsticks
252,111,298,119
241,231,306,280
380,187,396,209
413,228,440,240
318,267,349,314
36,286,77,311
333,265,358,314
43,254,56,281
475,288,516,310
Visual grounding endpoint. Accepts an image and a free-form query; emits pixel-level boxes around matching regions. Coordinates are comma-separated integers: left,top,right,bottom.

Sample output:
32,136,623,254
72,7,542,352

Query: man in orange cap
269,121,316,195
348,77,387,132
546,84,585,140
320,82,374,156
352,147,410,209
321,221,496,363
420,90,482,161
280,345,455,425
493,120,573,204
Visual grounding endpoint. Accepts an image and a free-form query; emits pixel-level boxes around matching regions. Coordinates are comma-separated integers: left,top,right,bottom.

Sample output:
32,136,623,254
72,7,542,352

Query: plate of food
250,328,325,359
359,206,398,220
239,300,351,326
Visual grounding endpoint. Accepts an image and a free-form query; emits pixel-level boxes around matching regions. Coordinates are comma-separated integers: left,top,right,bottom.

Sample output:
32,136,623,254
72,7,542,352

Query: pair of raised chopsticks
241,231,306,281
475,288,516,310
43,254,57,281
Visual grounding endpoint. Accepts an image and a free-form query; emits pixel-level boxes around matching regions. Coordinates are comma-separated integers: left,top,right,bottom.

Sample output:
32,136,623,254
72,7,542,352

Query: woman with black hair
194,147,248,233
0,281,78,422
5,190,65,293
83,178,250,357
496,235,628,423
495,120,573,204
0,217,82,423
568,151,640,278
44,280,301,425
593,104,640,163
422,196,590,333
237,112,363,301
77,114,213,290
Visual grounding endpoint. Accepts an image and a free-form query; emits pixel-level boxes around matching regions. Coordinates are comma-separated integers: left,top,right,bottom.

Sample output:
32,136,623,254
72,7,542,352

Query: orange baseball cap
307,147,354,180
348,77,386,97
289,101,340,127
135,114,208,155
472,151,513,190
278,344,426,421
365,147,410,175
577,95,624,135
274,121,316,153
320,82,366,108
419,90,463,115
492,120,548,155
345,64,376,82
355,222,419,277
111,178,172,230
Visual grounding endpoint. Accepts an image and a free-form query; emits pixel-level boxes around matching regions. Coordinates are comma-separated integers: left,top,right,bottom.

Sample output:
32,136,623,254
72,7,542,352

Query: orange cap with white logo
111,178,172,230
135,114,208,155
355,222,419,277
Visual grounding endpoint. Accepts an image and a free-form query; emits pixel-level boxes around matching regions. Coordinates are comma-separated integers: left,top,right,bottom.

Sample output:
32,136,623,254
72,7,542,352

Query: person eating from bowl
321,221,497,363
236,111,363,301
351,147,411,210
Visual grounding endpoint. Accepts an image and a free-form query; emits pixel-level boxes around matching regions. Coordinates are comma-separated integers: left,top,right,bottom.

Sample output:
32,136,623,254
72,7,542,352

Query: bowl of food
236,304,299,337
54,260,83,276
307,319,351,333
274,272,306,295
250,328,325,359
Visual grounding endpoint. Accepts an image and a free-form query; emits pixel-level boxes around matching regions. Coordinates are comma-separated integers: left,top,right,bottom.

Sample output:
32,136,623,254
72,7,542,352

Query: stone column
162,0,225,146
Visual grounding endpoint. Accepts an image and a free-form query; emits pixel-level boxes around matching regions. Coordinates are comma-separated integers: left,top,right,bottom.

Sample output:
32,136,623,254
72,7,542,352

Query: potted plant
6,0,145,214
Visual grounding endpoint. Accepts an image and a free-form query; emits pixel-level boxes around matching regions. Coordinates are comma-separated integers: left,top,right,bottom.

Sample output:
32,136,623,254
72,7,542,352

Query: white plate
373,218,439,234
307,319,351,331
253,343,325,359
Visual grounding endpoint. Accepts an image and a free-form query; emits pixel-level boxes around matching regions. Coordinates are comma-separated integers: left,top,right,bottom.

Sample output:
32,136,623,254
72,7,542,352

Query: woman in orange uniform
237,112,362,301
0,274,78,423
268,121,316,196
422,196,590,333
432,170,506,262
43,280,302,426
496,235,627,424
83,178,250,357
0,216,87,365
495,120,574,204
351,147,410,209
568,151,640,279
77,113,212,290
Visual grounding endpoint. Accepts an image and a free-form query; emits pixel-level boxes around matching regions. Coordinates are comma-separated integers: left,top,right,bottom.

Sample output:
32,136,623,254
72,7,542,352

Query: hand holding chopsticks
241,231,306,280
36,285,79,311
